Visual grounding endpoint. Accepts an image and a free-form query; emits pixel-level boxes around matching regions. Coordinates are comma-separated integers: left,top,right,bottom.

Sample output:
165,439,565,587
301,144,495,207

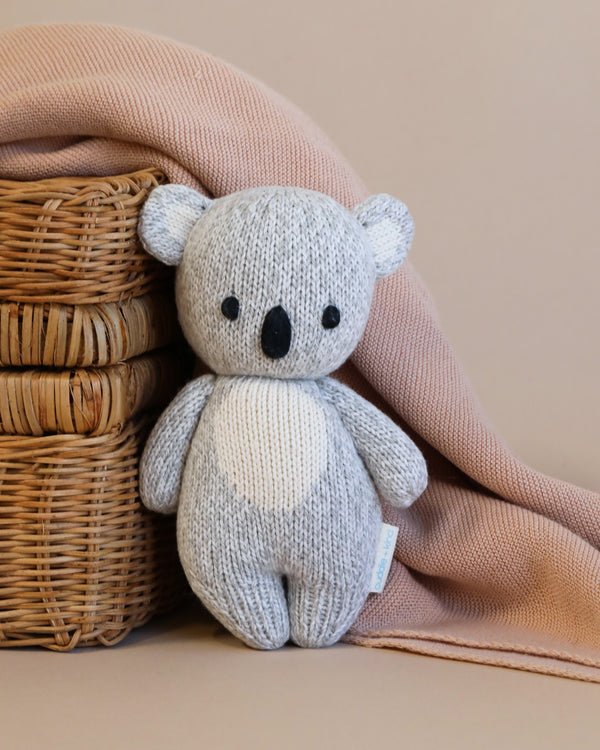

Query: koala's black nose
261,305,292,359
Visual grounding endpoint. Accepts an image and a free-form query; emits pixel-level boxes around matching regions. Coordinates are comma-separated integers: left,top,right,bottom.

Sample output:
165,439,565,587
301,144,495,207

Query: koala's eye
221,296,240,321
322,305,340,329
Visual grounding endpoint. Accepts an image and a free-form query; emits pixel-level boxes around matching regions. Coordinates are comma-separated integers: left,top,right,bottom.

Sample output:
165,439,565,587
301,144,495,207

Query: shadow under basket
0,416,185,650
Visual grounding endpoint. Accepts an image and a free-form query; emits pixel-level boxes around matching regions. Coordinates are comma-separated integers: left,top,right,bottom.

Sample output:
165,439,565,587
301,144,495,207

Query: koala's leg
186,564,290,650
287,575,371,649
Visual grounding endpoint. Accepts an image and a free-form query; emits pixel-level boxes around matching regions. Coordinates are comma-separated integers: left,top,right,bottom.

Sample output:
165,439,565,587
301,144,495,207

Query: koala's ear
138,184,212,266
353,194,415,279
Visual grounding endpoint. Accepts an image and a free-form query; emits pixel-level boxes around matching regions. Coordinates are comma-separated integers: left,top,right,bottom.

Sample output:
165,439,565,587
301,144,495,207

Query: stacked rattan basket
0,169,190,650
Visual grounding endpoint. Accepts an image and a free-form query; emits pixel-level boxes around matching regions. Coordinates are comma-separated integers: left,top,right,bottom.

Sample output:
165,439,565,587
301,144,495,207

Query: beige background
2,2,599,748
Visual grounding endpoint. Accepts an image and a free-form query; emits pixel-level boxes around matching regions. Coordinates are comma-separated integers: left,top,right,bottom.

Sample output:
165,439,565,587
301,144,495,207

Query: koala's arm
139,374,215,514
318,377,427,508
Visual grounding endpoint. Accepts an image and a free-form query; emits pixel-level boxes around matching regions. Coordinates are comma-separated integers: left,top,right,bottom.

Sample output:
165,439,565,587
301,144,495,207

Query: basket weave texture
0,170,180,368
0,170,189,650
0,348,189,436
0,417,183,650
0,169,171,304
0,292,180,368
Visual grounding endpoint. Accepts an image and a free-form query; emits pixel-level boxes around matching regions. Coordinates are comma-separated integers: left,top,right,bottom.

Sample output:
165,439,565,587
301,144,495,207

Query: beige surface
1,1,599,746
1,601,599,750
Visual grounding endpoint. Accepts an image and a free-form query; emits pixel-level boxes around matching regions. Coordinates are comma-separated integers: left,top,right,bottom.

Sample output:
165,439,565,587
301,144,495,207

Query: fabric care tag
369,523,399,593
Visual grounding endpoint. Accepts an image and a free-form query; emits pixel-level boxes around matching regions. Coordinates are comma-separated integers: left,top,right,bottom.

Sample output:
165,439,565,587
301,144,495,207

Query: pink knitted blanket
1,23,598,681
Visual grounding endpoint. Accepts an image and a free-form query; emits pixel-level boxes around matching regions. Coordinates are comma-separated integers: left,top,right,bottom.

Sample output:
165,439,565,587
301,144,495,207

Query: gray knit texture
138,184,428,649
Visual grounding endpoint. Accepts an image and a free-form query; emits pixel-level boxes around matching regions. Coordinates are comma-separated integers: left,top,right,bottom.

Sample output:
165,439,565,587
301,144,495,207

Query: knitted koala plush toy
138,184,428,649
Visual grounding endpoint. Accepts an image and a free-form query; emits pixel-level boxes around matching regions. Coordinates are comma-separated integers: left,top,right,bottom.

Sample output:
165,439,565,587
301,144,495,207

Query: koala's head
138,185,414,378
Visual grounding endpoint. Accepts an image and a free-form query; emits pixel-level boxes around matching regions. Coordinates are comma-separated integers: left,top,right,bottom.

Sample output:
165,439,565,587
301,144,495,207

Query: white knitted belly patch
214,379,328,511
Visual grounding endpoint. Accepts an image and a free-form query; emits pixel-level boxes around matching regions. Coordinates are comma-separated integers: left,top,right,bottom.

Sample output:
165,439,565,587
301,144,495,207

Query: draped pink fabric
1,23,599,681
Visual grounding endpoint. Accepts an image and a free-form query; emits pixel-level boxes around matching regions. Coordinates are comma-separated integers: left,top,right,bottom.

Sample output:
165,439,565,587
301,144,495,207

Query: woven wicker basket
0,346,191,650
0,417,184,650
0,169,191,649
0,170,181,367
0,292,180,368
0,348,189,436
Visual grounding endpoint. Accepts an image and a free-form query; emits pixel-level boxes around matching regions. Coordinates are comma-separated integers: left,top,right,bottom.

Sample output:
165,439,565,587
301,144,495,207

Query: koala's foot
287,577,370,648
190,568,290,650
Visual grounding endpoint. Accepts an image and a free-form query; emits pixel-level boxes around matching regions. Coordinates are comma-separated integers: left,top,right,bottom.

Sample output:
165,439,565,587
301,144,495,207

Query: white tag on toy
369,523,399,593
